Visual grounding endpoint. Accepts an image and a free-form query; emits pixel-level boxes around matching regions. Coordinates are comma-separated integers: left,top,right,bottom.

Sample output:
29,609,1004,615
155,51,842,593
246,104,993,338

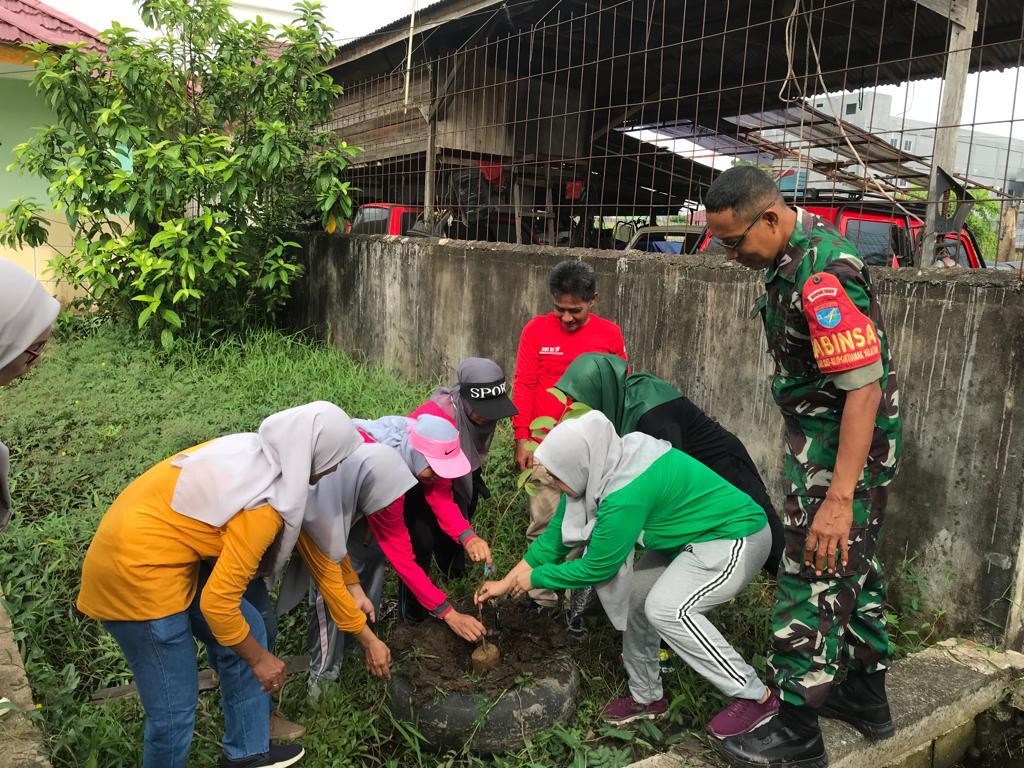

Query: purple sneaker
706,691,780,739
601,695,668,724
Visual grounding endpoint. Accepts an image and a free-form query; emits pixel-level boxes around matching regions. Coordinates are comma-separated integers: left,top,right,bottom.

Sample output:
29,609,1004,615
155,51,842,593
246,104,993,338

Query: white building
811,90,1024,193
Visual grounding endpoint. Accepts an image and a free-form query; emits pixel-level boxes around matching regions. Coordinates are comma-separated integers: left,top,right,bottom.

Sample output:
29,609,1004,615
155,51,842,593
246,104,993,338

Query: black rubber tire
387,655,580,754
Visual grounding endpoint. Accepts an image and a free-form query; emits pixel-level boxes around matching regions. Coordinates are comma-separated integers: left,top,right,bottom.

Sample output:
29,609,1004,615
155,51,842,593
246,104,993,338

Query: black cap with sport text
460,376,518,421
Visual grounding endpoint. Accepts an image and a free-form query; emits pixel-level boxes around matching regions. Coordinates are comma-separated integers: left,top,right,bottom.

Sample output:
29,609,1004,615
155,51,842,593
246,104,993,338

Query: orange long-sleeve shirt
77,450,366,646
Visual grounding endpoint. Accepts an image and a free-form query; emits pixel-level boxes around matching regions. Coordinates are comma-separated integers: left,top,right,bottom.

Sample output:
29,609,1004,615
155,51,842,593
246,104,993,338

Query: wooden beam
590,83,679,144
909,0,973,29
997,202,1018,263
921,0,978,266
91,655,311,704
428,56,466,122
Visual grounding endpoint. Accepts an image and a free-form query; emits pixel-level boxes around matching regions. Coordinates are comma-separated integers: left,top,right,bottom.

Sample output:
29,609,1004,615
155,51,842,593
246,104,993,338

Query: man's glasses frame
710,201,775,250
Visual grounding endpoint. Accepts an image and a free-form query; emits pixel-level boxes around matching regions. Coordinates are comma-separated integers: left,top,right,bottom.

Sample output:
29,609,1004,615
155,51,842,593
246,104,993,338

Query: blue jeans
103,567,273,767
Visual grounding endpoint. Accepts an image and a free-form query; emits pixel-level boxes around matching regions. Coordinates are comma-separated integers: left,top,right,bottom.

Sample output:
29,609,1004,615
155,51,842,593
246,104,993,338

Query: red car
350,203,423,236
698,192,984,268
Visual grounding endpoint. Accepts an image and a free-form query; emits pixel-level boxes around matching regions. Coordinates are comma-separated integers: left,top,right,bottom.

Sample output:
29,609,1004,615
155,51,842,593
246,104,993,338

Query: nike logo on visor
444,448,456,455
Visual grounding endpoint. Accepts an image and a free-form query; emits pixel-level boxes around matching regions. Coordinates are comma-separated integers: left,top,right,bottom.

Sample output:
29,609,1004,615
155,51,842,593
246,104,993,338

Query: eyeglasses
23,339,48,365
710,201,774,250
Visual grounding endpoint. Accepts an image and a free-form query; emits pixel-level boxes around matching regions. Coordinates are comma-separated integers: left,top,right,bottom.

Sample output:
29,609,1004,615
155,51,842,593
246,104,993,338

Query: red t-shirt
511,313,627,440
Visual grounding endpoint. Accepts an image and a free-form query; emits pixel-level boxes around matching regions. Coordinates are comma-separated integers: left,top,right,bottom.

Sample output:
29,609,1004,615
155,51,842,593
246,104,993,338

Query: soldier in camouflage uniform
702,167,903,768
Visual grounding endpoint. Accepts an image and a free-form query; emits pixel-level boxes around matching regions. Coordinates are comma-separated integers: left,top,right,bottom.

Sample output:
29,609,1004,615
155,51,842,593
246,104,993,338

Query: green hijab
555,353,682,435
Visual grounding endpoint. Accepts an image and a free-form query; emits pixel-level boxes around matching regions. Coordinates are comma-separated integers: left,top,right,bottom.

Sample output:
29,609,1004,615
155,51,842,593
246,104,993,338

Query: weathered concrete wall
290,234,1024,646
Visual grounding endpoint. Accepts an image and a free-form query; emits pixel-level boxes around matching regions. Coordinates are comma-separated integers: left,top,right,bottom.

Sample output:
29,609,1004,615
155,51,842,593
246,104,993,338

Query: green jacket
525,449,767,590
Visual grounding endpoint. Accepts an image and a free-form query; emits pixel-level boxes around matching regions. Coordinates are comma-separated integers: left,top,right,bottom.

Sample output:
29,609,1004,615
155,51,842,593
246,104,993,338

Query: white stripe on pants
307,518,386,683
623,525,771,705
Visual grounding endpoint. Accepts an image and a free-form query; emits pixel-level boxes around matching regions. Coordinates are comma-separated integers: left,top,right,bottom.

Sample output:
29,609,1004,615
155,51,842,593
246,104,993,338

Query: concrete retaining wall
289,234,1024,646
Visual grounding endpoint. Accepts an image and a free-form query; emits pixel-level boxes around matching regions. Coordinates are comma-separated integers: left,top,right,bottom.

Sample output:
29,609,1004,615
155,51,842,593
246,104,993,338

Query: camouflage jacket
754,208,902,496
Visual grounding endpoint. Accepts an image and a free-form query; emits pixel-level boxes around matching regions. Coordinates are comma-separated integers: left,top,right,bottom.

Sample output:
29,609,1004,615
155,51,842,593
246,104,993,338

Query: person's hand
804,495,854,575
443,610,487,642
250,650,287,693
348,584,376,623
515,439,535,472
508,564,532,598
474,578,510,605
464,536,492,565
364,638,391,678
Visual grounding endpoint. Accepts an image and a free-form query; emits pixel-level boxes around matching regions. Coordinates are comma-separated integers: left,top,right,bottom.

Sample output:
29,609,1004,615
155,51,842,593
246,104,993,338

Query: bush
0,0,358,348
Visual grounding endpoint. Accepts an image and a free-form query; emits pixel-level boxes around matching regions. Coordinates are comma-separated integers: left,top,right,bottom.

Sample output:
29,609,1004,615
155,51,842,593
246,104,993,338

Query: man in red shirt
512,259,627,609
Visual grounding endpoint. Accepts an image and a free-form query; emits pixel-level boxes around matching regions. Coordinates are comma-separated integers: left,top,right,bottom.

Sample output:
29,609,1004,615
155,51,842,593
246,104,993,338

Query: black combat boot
715,701,827,768
819,669,894,740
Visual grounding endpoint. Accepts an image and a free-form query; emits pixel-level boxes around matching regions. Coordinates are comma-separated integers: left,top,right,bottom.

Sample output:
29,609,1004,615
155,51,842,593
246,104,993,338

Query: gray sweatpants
307,518,386,684
623,525,771,705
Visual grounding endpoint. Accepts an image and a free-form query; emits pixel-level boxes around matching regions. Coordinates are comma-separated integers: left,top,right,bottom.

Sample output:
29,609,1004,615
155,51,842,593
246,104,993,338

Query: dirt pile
388,600,572,700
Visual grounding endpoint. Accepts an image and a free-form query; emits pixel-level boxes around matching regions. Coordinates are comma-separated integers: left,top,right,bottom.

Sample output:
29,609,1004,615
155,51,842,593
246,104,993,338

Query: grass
0,320,776,767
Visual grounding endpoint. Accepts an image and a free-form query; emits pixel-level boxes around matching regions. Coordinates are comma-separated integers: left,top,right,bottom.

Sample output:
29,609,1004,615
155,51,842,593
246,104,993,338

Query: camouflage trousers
768,487,892,708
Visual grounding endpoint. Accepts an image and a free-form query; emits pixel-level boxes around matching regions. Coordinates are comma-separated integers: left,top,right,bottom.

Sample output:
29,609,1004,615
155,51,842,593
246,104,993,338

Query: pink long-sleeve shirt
357,429,453,618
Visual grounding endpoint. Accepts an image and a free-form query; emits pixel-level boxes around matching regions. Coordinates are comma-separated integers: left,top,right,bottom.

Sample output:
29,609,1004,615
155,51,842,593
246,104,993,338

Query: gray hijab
431,358,502,471
0,262,60,528
276,443,416,615
353,415,429,477
302,443,416,560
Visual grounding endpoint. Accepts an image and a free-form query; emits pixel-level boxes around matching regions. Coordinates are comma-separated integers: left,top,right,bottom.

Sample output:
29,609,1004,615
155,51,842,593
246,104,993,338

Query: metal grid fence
326,0,1024,268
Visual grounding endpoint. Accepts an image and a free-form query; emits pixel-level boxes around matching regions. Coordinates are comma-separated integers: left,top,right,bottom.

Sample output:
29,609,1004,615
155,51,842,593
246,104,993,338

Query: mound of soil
387,600,581,754
388,599,572,701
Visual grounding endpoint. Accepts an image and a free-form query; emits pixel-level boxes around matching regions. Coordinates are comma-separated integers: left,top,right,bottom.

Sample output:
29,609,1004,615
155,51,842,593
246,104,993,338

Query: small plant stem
477,604,490,651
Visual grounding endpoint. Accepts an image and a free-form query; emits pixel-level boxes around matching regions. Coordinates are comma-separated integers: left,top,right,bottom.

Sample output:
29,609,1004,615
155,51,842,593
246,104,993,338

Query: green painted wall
0,77,54,207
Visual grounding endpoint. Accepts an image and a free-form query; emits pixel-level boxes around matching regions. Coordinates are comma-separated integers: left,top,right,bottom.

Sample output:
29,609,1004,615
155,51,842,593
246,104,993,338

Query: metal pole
425,64,436,224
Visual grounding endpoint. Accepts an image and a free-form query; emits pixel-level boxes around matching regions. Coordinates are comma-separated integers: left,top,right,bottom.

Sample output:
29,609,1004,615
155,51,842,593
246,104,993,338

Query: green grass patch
0,321,776,767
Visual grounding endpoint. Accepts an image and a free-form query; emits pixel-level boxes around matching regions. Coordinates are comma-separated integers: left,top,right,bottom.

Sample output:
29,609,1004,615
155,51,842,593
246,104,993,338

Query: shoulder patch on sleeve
801,272,881,374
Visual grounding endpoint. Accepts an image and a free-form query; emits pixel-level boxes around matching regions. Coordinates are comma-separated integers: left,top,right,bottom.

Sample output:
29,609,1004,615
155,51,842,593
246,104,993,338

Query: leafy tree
0,0,357,347
965,188,999,264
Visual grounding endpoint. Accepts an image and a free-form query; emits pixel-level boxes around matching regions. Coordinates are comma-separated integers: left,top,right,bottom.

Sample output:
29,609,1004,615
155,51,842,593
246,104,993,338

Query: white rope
779,0,922,223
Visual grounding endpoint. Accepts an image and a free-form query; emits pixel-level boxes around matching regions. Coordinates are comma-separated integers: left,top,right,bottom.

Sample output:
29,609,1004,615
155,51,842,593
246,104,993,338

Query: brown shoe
270,710,306,742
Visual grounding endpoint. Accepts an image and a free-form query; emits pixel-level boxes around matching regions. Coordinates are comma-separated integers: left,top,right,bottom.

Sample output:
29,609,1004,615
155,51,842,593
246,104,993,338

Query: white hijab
170,401,361,578
0,262,60,528
276,443,417,615
533,410,671,630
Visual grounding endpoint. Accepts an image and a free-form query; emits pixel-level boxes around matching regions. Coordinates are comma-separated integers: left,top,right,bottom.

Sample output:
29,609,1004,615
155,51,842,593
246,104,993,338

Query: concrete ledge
0,585,50,768
627,639,1024,768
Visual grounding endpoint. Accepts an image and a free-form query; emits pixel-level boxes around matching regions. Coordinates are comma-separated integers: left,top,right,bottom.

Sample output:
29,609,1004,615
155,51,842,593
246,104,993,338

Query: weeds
0,323,929,767
886,555,948,656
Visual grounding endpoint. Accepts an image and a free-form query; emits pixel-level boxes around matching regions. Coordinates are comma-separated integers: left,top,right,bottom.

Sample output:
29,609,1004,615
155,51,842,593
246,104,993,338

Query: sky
46,0,418,45
46,0,1023,139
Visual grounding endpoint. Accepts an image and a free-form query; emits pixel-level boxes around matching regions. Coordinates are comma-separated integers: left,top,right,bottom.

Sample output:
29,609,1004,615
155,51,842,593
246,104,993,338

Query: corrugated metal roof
331,0,505,69
0,0,103,51
352,0,453,43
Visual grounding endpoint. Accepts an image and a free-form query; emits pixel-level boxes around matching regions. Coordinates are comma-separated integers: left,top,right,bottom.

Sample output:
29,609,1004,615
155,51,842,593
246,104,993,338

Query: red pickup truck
698,191,985,268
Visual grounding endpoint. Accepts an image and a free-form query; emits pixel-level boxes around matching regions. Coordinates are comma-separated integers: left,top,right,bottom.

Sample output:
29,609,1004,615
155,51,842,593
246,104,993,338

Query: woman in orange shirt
77,402,385,768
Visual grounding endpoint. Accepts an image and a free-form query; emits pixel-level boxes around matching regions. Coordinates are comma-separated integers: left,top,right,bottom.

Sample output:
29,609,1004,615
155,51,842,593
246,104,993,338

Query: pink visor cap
408,414,471,478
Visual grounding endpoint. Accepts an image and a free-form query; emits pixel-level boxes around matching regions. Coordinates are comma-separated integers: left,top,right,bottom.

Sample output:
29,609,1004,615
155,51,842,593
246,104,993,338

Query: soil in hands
388,599,572,700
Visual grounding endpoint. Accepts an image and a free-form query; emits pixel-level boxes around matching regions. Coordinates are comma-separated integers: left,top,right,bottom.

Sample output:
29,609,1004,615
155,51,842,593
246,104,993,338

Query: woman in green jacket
556,353,783,575
476,411,779,739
